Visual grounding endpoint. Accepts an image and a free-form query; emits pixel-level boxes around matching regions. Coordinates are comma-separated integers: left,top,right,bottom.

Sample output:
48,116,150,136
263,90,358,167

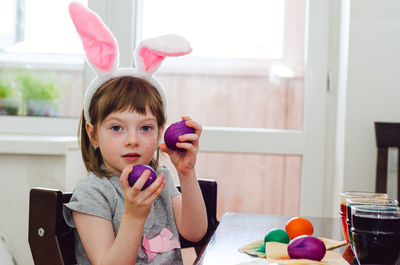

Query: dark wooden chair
28,179,218,265
375,122,400,201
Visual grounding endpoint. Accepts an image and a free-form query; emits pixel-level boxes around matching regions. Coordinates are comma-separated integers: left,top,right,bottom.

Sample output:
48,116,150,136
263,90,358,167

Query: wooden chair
374,122,400,201
28,179,218,265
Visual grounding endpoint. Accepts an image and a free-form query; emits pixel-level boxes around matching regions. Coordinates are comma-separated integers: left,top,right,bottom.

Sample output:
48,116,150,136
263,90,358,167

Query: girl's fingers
183,118,202,135
136,173,165,195
178,120,201,148
131,169,151,192
139,174,166,204
159,143,171,153
178,133,199,144
144,179,166,204
145,174,165,193
120,165,133,188
176,142,196,152
176,134,199,152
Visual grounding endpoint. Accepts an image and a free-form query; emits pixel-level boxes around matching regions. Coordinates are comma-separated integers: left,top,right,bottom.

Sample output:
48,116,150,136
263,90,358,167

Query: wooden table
194,212,356,265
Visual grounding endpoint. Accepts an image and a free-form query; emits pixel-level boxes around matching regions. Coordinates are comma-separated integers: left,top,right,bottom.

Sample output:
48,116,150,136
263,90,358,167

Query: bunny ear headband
68,2,192,123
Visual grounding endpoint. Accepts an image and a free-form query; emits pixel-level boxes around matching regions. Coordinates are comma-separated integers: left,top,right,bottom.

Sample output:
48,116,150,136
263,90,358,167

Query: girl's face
86,107,163,176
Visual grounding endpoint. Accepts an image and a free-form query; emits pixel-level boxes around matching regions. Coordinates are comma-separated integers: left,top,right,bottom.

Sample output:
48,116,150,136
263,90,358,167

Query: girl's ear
135,34,192,75
69,2,119,75
85,122,98,147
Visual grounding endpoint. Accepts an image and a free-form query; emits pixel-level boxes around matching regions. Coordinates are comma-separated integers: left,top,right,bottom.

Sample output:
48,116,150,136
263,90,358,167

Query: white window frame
134,0,330,216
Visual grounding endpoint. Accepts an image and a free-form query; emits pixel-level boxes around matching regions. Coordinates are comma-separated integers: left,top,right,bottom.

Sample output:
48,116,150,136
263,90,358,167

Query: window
140,0,307,217
141,0,285,60
4,0,86,54
139,0,302,77
0,0,86,120
0,0,18,49
138,0,304,129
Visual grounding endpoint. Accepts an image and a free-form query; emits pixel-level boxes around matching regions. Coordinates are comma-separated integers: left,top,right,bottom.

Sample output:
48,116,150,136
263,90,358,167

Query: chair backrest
176,179,219,254
375,122,400,201
28,178,218,265
28,188,75,265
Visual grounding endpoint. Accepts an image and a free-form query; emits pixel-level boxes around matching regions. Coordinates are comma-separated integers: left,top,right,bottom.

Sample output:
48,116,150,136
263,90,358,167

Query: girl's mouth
122,153,140,161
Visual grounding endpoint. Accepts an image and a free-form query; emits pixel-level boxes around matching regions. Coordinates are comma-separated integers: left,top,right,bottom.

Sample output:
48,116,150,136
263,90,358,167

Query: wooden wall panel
159,74,304,218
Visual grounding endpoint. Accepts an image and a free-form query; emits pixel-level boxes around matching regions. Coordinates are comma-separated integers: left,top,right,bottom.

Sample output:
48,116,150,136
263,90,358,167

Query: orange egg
285,217,314,240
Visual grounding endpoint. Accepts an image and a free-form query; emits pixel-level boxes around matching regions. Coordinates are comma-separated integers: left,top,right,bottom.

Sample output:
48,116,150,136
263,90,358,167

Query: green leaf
0,73,15,98
17,71,62,100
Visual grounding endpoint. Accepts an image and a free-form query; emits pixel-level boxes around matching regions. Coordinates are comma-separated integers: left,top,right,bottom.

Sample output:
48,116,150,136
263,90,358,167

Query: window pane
142,0,285,59
7,0,87,54
161,152,301,217
0,0,17,49
0,0,87,118
142,0,305,129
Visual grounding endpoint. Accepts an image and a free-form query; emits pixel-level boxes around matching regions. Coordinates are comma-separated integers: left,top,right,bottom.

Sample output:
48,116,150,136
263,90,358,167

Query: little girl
63,3,207,265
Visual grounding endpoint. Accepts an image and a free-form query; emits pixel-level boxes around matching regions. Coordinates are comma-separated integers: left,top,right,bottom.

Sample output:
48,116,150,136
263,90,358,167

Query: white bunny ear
69,2,119,75
135,34,192,74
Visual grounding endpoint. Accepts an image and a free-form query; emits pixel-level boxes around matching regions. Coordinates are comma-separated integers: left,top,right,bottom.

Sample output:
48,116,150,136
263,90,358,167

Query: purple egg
128,164,157,190
164,120,195,151
288,235,326,261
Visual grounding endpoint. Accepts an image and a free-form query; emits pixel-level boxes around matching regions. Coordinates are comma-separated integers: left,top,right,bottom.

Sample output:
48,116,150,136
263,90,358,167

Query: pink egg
288,235,326,261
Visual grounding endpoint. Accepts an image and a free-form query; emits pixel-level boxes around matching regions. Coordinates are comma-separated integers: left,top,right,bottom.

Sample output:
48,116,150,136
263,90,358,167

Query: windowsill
0,116,80,136
161,57,304,78
0,134,79,155
0,51,85,71
0,51,303,78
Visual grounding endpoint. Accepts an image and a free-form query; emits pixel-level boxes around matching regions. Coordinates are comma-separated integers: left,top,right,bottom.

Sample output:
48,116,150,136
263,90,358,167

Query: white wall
0,137,86,265
331,0,400,215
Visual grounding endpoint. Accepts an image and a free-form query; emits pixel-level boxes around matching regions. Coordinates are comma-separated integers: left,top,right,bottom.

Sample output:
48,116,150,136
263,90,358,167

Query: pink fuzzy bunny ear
69,2,119,74
136,35,192,74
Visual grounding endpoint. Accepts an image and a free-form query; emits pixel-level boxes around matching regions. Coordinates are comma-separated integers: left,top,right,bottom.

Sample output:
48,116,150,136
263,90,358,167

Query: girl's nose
125,130,139,146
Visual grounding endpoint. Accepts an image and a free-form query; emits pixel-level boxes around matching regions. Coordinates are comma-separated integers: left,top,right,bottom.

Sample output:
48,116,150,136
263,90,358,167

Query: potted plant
0,72,20,115
18,71,62,116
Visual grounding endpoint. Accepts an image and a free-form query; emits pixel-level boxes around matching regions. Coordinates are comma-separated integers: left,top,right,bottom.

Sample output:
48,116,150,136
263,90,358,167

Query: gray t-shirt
63,165,182,265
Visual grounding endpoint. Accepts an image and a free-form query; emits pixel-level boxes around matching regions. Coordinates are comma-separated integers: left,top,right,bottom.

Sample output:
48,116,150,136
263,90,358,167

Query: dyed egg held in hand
164,120,195,151
264,228,290,244
288,235,326,261
128,164,157,190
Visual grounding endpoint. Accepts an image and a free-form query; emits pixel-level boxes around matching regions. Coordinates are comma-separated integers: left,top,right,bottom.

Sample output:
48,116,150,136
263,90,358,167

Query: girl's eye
111,126,122,132
141,125,153,132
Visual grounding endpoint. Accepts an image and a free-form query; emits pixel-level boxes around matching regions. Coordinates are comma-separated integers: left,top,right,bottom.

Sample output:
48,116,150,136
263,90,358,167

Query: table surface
194,212,356,265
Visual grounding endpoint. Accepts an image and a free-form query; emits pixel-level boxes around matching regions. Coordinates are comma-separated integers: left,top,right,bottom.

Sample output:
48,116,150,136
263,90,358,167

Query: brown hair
79,76,166,177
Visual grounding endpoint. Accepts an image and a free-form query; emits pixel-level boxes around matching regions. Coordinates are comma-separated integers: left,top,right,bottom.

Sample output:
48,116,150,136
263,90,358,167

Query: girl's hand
160,116,202,177
119,165,166,219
